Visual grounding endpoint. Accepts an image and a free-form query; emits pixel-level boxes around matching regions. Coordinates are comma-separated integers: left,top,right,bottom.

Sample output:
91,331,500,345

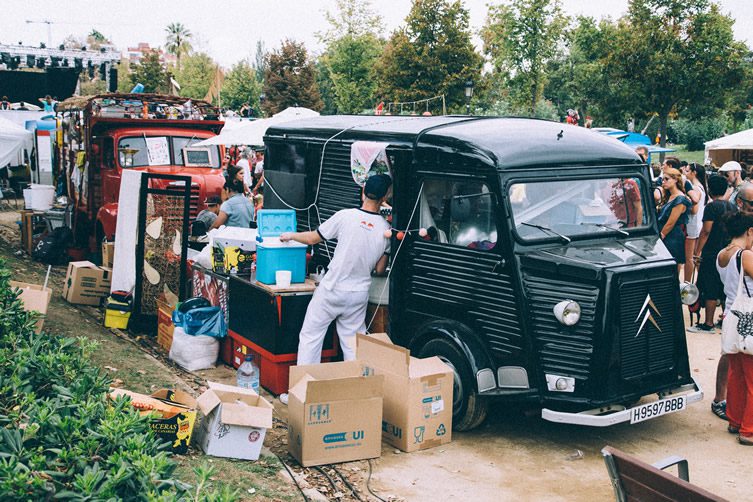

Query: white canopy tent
0,116,34,168
704,128,753,166
195,107,320,147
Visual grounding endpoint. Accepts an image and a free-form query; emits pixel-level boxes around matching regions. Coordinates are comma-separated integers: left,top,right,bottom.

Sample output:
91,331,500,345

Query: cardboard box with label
109,388,197,454
288,361,384,467
10,281,52,333
196,381,273,461
210,227,258,275
156,297,176,352
357,333,453,452
102,241,115,269
62,261,112,306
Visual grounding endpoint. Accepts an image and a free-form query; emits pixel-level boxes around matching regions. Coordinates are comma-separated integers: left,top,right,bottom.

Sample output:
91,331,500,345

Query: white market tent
0,116,33,168
704,128,753,166
195,107,320,147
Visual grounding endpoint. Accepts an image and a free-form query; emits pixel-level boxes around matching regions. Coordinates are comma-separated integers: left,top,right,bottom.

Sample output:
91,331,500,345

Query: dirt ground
0,205,747,502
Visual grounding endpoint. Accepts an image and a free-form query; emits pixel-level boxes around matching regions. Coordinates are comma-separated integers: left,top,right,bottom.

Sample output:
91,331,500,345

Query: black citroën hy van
263,115,702,431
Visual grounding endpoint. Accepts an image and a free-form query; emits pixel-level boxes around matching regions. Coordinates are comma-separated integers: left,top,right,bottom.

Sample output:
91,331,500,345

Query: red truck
60,93,225,252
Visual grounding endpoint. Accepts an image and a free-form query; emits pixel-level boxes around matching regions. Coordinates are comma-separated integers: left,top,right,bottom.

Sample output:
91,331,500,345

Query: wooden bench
601,446,728,502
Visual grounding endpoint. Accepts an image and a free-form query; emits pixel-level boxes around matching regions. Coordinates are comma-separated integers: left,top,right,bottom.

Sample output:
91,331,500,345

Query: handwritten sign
146,137,170,166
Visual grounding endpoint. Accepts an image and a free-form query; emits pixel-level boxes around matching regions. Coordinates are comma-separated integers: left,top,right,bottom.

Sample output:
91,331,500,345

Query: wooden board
255,278,317,294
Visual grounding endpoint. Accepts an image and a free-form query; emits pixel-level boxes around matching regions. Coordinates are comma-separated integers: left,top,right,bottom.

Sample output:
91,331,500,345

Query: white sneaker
279,392,289,405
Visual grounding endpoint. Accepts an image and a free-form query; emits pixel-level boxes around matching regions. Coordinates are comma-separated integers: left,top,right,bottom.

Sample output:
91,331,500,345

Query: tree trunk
659,112,668,164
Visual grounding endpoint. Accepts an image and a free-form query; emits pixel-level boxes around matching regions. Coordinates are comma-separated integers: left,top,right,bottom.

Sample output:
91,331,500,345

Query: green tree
86,29,108,49
129,50,168,93
116,59,133,93
252,40,268,83
374,0,482,113
262,40,323,115
482,0,568,117
316,60,338,115
223,60,263,113
165,22,193,70
543,16,621,124
605,0,747,146
318,0,384,114
174,52,217,101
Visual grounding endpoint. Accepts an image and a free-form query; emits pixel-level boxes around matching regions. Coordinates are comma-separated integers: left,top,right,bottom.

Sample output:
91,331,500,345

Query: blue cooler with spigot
255,210,307,285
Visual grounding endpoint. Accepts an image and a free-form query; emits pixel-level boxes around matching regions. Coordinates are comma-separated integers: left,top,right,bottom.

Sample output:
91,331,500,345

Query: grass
667,144,705,165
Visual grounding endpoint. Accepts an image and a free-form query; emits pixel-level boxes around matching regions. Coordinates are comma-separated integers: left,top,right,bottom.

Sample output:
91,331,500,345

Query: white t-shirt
317,208,390,292
254,159,264,176
236,158,252,188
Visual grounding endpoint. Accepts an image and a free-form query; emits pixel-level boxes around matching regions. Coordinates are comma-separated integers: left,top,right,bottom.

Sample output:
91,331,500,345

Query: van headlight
553,300,581,326
680,282,699,305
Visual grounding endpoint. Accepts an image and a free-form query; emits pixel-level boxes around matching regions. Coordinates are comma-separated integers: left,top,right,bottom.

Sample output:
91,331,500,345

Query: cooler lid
256,209,297,237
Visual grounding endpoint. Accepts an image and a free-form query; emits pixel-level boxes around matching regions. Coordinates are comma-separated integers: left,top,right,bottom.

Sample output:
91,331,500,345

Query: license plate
629,395,687,424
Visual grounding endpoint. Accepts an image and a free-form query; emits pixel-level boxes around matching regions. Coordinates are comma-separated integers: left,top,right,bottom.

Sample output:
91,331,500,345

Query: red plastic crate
227,329,339,395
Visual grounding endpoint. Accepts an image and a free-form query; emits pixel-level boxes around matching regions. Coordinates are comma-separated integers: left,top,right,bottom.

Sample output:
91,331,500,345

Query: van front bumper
540,379,703,427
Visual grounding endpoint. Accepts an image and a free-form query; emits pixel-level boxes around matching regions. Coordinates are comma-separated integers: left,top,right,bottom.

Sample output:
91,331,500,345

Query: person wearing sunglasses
719,161,744,204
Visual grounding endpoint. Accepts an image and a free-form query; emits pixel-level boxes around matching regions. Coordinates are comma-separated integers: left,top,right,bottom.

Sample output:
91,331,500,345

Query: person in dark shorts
690,175,737,332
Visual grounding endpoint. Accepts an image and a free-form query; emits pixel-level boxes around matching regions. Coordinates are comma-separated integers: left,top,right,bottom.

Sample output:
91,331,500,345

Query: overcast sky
2,0,751,67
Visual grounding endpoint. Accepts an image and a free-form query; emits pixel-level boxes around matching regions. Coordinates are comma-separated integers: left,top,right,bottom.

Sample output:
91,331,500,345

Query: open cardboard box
196,381,273,460
288,360,384,467
10,281,52,333
357,333,453,452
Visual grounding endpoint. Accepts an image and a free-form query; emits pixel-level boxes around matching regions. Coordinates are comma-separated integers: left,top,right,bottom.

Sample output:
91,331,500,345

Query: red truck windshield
117,136,221,168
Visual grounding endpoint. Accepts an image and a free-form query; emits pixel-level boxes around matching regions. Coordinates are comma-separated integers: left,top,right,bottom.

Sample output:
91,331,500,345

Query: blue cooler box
256,210,307,285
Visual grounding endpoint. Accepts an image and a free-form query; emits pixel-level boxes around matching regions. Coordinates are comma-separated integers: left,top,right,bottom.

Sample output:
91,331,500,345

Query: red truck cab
65,94,226,251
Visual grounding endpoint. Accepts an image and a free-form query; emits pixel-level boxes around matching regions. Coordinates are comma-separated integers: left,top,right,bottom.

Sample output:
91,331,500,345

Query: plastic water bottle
236,354,260,392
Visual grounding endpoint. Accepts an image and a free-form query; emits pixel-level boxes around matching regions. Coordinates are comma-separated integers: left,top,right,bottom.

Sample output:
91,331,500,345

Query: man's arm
373,254,389,276
280,230,322,246
694,220,713,258
210,211,228,230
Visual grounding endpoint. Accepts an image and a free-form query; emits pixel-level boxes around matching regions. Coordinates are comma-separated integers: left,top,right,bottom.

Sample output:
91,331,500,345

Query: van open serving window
509,177,649,241
117,136,221,168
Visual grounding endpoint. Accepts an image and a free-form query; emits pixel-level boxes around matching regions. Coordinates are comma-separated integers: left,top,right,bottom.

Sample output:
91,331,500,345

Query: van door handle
492,259,506,274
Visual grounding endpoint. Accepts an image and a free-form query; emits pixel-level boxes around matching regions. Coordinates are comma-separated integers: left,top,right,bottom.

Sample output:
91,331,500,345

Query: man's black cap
364,174,392,200
205,195,222,205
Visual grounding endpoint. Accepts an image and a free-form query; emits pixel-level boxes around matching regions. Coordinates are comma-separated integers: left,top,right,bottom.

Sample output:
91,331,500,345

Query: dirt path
1,206,745,501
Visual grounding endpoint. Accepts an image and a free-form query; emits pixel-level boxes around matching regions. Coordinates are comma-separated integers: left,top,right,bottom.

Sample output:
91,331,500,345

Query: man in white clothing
280,174,392,365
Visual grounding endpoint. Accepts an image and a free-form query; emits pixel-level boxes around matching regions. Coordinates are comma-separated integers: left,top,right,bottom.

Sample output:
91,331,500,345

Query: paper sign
146,137,170,165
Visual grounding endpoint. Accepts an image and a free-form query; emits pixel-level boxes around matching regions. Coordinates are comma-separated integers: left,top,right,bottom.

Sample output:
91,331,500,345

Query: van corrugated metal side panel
405,241,525,358
522,273,598,382
306,141,361,265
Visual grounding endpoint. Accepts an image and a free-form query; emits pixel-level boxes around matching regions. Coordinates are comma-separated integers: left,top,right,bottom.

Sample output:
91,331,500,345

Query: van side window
420,179,497,250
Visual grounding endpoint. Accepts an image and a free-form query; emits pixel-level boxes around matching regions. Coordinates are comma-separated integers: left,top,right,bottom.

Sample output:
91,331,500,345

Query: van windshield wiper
518,222,571,243
579,222,629,237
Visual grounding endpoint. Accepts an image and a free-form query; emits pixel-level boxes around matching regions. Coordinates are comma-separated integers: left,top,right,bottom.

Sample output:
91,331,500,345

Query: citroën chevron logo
634,293,661,337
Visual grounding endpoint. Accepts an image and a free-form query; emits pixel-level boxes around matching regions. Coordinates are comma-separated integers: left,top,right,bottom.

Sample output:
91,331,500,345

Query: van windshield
118,136,220,168
509,177,649,241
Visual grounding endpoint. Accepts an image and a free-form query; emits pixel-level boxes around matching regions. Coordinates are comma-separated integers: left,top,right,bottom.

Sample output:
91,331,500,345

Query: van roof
265,115,642,170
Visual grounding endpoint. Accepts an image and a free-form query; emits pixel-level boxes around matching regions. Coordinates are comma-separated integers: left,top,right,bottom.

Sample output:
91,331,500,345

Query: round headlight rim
553,299,582,326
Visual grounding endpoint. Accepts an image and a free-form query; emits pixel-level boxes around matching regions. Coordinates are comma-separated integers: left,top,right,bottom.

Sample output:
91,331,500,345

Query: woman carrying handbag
719,212,753,445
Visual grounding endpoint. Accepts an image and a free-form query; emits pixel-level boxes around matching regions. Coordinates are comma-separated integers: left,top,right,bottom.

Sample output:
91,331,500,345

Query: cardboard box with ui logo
288,361,384,467
196,381,273,461
357,333,453,452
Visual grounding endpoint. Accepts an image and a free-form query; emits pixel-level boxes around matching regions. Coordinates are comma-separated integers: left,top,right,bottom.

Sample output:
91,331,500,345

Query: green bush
669,117,726,151
0,263,236,501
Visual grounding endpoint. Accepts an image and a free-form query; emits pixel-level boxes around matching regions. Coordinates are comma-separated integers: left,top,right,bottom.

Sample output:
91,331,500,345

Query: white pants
297,287,369,366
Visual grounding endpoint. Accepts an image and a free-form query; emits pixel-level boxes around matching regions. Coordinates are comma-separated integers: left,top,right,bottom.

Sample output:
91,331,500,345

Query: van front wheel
419,338,488,431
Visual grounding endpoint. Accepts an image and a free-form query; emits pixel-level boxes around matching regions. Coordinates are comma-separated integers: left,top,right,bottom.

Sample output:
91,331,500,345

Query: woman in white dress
684,163,707,282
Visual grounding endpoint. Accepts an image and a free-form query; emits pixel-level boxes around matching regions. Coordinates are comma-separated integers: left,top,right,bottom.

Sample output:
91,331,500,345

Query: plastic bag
169,327,219,371
172,306,226,338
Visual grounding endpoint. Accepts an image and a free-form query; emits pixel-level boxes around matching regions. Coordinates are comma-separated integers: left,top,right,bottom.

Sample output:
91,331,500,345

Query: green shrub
669,117,726,151
0,263,237,501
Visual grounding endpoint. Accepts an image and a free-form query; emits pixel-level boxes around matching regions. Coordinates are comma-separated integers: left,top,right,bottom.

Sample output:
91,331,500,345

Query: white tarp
0,116,33,167
111,170,143,294
705,128,753,166
195,107,320,147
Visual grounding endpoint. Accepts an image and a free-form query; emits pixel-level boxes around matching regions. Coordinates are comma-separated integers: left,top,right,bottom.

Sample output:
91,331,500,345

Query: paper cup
275,270,292,288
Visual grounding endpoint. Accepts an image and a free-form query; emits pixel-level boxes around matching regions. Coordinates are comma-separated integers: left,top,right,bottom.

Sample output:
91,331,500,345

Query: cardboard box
196,381,273,460
62,261,112,306
357,334,453,452
102,241,115,269
288,361,384,467
109,388,198,454
156,297,176,352
10,281,52,333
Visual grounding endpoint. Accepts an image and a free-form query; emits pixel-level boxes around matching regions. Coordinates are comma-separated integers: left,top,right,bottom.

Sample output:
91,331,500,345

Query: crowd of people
648,149,753,446
191,146,264,237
